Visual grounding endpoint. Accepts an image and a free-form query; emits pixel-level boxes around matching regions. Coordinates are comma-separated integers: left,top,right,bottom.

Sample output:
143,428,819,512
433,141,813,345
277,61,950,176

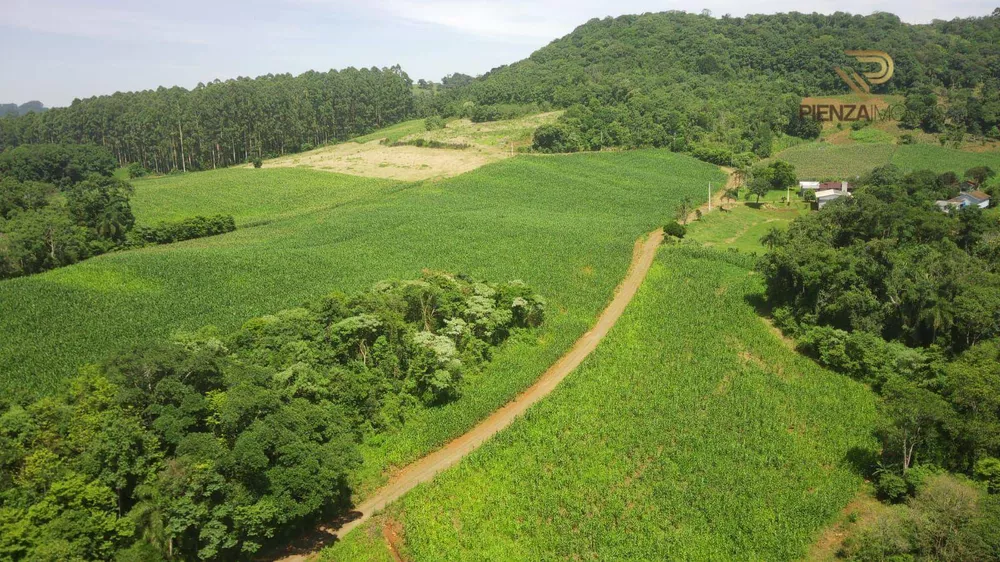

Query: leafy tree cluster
0,67,414,174
758,165,1000,514
0,144,245,278
841,473,1000,561
433,11,1000,160
127,215,236,247
0,145,134,278
0,272,546,560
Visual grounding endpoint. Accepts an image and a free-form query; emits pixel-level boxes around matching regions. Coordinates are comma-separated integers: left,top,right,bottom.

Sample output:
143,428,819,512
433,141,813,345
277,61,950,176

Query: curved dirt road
275,172,732,560
273,228,663,561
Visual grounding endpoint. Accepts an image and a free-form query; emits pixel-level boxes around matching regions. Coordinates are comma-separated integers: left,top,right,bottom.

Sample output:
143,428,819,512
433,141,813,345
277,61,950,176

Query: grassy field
686,200,808,254
0,148,726,493
773,141,1000,180
324,247,877,561
129,168,397,226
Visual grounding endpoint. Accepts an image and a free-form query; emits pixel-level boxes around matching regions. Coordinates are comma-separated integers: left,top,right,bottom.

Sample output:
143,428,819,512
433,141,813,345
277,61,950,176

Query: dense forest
758,165,1000,557
0,67,413,174
424,11,1000,159
0,272,546,560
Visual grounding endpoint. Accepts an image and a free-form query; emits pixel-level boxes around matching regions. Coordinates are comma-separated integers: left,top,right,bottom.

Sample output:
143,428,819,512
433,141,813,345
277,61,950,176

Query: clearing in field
322,247,877,561
263,112,561,181
686,200,808,254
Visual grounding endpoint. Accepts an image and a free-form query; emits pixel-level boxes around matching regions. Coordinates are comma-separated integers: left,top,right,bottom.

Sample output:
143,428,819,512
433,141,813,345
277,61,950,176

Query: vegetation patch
0,272,544,560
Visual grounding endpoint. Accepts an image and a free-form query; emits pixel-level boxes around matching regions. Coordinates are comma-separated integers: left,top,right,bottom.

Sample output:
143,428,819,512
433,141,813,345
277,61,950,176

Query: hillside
323,247,878,561
430,11,1000,160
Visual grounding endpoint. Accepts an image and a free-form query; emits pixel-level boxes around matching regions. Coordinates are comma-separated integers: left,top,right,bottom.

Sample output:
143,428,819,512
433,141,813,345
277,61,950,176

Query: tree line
0,272,545,560
0,67,414,174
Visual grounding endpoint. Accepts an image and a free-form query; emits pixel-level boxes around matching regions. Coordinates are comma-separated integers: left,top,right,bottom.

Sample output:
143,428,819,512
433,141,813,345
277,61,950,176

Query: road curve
274,228,665,561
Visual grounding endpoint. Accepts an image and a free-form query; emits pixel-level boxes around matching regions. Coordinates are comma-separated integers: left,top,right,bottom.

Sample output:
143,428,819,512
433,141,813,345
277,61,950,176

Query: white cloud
374,0,579,40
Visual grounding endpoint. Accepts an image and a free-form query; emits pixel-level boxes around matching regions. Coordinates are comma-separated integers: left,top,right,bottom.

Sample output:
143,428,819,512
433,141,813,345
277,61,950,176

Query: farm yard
321,247,878,561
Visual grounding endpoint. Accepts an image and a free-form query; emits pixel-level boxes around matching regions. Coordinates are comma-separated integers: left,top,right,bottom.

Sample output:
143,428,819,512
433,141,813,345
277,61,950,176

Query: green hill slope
325,247,878,561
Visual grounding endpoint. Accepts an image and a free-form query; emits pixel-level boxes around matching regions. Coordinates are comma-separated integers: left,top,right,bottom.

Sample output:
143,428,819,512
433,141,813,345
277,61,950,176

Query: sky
1,0,996,107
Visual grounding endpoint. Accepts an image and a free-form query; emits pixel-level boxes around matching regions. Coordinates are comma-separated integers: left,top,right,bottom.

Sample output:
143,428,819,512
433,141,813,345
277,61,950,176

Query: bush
252,157,263,168
975,457,1000,494
664,222,686,239
532,124,578,153
128,214,236,246
125,162,149,179
876,472,909,503
425,115,446,130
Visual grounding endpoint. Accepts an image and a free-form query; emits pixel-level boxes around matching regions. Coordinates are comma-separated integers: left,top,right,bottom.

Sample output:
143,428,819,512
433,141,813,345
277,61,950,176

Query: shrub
975,457,1000,494
876,472,909,503
425,115,446,130
128,214,236,246
252,157,263,169
126,162,149,179
664,222,686,239
532,124,578,153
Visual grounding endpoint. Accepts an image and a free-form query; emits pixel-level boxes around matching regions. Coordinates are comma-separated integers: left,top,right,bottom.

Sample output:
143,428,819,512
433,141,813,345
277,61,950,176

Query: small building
815,188,852,209
799,181,820,192
935,191,991,211
819,181,853,192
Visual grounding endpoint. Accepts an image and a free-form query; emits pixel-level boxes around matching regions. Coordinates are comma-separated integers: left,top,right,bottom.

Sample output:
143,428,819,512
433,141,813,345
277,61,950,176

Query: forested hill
435,10,1000,157
0,67,413,174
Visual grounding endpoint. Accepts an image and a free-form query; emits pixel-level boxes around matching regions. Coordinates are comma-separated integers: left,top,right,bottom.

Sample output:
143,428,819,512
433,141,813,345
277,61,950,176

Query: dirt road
274,170,733,561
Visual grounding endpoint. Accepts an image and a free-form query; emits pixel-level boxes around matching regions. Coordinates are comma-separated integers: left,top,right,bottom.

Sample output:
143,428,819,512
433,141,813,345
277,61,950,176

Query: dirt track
274,170,733,561
272,230,662,561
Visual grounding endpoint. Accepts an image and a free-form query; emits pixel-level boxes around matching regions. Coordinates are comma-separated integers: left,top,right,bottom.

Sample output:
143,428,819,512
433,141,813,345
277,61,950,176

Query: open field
773,141,1000,180
0,148,726,492
263,112,561,181
323,247,877,561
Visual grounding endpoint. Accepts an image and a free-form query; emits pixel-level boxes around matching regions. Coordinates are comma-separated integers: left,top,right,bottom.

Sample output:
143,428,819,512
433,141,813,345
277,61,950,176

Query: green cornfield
325,246,878,561
0,149,725,495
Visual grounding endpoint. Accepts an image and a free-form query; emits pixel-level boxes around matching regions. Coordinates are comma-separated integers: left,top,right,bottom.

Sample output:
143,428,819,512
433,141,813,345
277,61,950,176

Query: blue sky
1,0,996,107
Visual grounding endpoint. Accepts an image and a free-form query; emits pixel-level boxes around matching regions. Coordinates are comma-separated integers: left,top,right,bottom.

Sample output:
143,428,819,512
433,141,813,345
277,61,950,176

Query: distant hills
0,101,47,117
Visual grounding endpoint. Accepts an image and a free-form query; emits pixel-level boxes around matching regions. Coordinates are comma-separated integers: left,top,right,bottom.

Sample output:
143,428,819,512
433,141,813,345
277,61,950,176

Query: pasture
0,149,725,494
323,247,878,561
